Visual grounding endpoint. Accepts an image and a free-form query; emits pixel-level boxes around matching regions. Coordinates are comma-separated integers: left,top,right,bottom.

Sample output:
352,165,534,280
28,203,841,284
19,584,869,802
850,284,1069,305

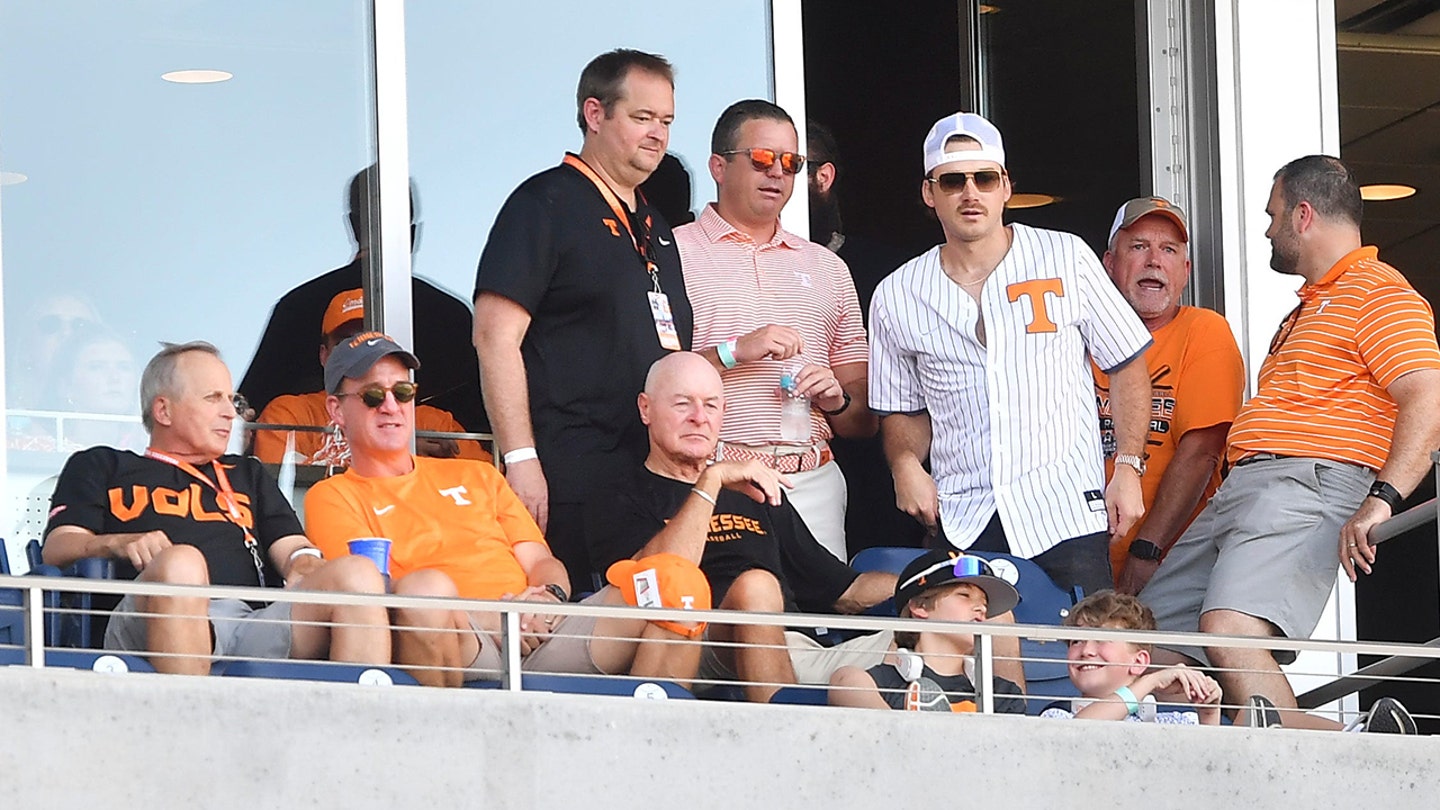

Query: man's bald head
644,352,723,399
640,352,725,467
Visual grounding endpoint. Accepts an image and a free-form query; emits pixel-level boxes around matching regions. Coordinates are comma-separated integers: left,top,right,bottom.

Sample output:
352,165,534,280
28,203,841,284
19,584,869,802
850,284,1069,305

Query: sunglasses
337,381,419,408
720,148,806,175
899,554,992,593
927,170,1005,194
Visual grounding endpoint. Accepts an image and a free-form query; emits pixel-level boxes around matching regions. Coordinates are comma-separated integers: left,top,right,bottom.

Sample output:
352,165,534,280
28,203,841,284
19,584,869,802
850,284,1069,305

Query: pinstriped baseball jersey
869,224,1152,558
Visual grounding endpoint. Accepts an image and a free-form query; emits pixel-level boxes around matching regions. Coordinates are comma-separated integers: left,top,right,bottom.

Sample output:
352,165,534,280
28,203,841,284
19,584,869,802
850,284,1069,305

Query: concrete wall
1,667,1437,809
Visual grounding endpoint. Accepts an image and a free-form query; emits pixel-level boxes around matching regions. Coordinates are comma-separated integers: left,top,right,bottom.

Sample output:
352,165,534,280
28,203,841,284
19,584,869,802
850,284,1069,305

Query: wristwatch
1114,453,1146,477
1129,539,1164,561
821,390,852,416
1366,480,1403,512
542,583,569,603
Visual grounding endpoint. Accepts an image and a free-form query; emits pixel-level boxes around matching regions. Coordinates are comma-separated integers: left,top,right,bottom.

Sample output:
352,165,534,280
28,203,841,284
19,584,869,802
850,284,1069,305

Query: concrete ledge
1,666,1436,808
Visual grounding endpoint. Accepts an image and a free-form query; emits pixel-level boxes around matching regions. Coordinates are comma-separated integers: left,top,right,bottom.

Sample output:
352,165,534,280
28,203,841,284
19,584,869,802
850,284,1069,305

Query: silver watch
1114,453,1146,477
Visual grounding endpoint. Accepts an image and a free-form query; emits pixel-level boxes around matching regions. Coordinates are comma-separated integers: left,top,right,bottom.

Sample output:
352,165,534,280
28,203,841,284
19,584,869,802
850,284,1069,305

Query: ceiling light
979,4,1001,13
1359,183,1416,201
161,69,233,84
1006,193,1060,209
0,171,26,186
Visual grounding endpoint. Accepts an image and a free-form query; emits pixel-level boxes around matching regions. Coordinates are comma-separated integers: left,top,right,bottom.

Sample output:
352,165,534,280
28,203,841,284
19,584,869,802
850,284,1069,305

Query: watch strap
1367,480,1403,512
1128,539,1164,561
542,583,569,603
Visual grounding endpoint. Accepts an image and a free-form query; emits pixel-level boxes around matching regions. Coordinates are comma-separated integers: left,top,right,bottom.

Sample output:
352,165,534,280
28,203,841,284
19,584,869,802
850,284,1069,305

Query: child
1041,590,1222,724
829,550,1026,713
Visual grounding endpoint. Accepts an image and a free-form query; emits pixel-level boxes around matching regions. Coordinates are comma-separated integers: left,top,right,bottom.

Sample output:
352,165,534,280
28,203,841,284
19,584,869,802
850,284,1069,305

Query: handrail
244,421,494,443
1368,498,1436,544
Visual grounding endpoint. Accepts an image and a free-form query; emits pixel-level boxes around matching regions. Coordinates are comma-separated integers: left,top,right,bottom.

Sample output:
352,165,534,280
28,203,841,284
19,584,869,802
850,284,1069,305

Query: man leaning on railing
41,341,392,675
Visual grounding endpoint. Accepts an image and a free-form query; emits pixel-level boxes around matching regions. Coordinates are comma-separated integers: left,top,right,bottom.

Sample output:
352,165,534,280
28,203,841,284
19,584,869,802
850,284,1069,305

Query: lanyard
562,153,663,293
144,448,268,587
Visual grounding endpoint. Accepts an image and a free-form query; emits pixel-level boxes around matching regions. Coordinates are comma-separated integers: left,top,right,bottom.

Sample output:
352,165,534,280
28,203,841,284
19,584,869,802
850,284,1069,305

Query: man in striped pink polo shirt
676,100,877,562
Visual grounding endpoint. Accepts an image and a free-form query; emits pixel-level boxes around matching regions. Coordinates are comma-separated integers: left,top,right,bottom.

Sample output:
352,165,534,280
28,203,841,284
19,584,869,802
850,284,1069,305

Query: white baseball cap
923,112,1006,175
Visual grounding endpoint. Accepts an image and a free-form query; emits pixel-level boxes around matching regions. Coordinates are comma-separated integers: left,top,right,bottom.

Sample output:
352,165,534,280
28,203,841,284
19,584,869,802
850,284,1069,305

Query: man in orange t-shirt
304,332,707,687
1138,156,1440,730
1093,198,1244,594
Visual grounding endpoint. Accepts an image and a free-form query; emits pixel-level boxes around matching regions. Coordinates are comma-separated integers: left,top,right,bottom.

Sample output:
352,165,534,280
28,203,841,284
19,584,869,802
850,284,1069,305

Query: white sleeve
867,287,927,414
1074,240,1152,371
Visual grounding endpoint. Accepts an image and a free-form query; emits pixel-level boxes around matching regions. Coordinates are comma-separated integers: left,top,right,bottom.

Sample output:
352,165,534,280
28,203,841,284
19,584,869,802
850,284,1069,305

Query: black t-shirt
473,158,692,501
45,447,303,587
238,259,488,433
866,661,1027,714
585,467,857,613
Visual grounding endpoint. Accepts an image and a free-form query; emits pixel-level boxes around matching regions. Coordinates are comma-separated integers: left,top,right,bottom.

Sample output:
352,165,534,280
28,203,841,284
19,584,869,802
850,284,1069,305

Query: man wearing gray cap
868,112,1154,596
1094,197,1245,595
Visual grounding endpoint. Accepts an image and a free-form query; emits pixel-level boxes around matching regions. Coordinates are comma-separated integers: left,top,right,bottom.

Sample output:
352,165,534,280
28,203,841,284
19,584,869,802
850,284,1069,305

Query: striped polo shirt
676,204,868,447
869,224,1152,558
1227,246,1440,470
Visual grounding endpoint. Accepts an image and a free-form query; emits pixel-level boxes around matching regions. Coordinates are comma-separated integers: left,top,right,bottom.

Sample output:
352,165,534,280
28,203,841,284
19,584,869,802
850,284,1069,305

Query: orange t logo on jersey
602,218,621,237
1006,278,1065,333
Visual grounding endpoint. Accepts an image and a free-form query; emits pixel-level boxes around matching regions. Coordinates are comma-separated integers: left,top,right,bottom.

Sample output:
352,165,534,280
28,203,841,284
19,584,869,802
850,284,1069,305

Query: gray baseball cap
323,331,420,394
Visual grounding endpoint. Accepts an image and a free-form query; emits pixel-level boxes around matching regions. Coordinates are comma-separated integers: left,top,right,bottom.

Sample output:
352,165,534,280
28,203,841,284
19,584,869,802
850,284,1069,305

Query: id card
647,291,683,351
632,568,662,608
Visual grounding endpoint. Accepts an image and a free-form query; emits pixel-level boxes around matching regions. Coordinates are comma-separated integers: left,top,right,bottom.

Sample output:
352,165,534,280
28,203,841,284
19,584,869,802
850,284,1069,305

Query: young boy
1041,591,1222,724
828,550,1026,713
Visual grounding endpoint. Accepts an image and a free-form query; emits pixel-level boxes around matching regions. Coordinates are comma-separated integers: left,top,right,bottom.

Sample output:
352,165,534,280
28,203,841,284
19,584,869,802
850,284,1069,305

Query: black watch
1367,480,1403,512
1128,539,1164,561
821,390,852,416
542,583,569,603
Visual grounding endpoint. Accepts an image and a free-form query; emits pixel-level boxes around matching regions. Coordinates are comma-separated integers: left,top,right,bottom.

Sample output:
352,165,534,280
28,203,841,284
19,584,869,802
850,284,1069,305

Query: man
1094,198,1245,594
41,342,391,675
587,351,910,703
1138,155,1440,729
241,164,486,432
869,111,1154,595
807,119,926,556
677,100,874,562
253,288,488,466
474,49,691,594
305,333,707,688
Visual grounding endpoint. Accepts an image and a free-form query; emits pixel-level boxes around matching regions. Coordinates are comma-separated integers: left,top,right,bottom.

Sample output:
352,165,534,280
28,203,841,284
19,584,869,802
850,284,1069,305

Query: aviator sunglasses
927,170,1005,194
337,381,419,408
720,147,806,175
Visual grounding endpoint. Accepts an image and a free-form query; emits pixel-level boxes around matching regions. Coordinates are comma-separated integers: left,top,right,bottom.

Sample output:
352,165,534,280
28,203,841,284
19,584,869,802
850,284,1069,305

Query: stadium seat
769,686,828,706
218,659,418,686
465,673,696,699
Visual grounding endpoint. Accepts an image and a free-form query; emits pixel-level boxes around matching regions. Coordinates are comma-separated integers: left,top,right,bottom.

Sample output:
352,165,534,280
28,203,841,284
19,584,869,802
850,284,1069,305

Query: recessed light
161,69,233,84
1359,183,1416,201
1006,193,1060,209
979,4,1001,13
0,171,26,186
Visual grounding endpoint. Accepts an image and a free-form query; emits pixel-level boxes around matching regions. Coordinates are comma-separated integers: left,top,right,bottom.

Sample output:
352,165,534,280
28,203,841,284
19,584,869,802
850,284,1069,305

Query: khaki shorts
464,589,610,679
105,594,294,660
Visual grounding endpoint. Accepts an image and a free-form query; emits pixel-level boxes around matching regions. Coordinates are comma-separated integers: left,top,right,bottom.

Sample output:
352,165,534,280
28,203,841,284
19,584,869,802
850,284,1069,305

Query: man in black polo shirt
586,352,895,702
474,49,691,595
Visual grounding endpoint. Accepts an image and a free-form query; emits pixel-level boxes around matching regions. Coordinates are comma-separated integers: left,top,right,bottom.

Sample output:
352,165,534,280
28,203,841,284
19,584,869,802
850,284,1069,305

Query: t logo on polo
602,218,621,238
1006,279,1065,334
437,485,471,506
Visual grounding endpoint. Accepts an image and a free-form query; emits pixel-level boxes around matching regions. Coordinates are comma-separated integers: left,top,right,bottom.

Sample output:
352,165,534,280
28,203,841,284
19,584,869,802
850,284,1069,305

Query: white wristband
503,447,539,464
288,547,323,564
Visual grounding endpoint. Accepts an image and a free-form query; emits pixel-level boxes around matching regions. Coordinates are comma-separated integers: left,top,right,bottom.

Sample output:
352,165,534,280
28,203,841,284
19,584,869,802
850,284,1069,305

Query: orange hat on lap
607,553,711,638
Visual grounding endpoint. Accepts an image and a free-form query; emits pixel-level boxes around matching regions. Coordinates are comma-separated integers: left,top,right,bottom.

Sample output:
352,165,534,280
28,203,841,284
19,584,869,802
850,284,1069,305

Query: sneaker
903,677,953,712
1363,697,1417,735
1245,694,1283,729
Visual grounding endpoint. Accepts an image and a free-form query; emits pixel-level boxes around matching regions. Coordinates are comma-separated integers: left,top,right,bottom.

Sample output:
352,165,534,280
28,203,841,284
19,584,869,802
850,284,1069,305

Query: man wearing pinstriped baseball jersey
869,112,1154,597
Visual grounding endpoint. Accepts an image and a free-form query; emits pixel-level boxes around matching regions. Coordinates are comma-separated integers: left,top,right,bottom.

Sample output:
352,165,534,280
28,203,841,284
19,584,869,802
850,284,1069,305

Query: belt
716,441,833,474
1233,452,1287,468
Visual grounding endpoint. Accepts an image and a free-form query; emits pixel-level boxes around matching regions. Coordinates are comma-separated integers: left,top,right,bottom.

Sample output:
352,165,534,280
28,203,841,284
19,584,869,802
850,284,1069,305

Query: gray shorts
105,594,294,660
1139,456,1372,665
465,589,608,679
697,628,895,687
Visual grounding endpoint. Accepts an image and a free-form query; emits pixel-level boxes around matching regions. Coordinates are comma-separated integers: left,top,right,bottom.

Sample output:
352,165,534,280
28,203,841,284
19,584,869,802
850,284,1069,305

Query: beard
1269,240,1300,275
808,185,843,246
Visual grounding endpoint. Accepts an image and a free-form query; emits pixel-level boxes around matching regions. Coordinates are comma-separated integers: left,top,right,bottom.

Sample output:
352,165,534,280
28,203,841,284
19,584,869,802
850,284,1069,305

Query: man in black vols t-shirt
43,341,391,674
586,352,895,702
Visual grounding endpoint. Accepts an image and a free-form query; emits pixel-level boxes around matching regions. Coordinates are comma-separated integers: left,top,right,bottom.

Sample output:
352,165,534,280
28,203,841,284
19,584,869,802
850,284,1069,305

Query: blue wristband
717,339,739,369
1114,685,1140,716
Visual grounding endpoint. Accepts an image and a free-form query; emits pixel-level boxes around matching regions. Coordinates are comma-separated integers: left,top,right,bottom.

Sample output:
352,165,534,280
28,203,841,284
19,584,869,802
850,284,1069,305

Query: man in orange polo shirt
1139,156,1440,731
303,332,707,687
1093,198,1245,594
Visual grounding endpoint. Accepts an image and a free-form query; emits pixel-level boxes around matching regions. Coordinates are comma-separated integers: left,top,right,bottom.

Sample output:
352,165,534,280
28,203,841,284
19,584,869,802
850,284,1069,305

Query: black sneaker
1364,697,1417,735
1245,694,1282,729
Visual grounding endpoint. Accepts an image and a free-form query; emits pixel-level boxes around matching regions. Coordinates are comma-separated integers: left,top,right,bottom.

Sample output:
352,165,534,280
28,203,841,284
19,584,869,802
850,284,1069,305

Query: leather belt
1233,452,1287,468
715,441,833,474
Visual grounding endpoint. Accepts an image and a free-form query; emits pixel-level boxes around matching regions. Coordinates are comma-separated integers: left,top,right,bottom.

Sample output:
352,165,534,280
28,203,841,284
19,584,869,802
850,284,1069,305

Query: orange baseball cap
322,288,365,336
606,553,711,638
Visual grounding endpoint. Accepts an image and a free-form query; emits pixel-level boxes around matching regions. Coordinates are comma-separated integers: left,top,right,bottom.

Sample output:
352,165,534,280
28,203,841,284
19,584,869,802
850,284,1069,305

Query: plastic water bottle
779,366,812,443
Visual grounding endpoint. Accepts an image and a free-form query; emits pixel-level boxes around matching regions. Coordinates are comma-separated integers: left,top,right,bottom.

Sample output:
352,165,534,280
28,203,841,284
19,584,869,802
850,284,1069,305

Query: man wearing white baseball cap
868,111,1154,596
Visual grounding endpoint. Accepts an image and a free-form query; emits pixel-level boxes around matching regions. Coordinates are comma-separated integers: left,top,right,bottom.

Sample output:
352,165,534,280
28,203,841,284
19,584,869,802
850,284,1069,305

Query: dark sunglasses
928,170,1005,193
720,148,806,175
337,381,419,408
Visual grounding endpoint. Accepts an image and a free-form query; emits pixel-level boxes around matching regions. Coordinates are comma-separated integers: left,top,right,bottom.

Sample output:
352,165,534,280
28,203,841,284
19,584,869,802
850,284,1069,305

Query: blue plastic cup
347,537,392,577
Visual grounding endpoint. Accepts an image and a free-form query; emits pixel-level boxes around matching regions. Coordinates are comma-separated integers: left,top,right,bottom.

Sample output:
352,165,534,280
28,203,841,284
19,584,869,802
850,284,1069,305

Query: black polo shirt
474,156,691,500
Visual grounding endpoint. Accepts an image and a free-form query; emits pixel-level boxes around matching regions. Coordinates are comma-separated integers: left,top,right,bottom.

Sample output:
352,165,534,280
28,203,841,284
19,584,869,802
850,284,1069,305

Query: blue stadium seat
218,658,418,685
769,685,828,706
465,673,695,699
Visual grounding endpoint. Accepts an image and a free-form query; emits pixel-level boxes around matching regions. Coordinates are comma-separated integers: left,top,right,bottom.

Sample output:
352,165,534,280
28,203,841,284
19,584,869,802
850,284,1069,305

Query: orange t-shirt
303,456,544,599
1094,306,1245,576
1227,247,1440,470
254,391,490,465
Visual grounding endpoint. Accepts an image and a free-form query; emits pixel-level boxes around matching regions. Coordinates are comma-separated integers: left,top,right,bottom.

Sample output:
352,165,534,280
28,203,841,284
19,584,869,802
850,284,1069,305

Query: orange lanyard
562,153,662,293
144,448,268,587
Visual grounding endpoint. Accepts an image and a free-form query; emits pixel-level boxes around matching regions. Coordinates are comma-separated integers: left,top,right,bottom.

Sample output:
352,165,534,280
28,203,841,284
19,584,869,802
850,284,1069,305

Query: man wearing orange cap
304,332,707,687
253,288,488,467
